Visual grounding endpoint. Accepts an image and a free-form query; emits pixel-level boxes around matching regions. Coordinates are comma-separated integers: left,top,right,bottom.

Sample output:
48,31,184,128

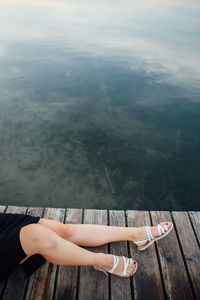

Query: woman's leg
38,218,134,246
38,218,172,247
19,223,136,276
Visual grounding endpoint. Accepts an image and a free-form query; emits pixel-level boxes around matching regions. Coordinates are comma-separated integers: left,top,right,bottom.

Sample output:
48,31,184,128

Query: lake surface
0,0,200,210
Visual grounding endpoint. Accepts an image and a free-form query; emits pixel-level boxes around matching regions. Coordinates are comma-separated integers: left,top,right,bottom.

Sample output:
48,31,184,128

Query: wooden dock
0,205,199,300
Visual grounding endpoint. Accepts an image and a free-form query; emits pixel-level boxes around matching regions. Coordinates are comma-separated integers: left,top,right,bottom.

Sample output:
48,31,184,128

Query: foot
94,254,137,277
132,222,173,248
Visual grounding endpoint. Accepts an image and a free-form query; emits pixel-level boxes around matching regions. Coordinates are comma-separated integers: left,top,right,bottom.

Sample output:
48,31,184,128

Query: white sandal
133,222,173,250
93,254,137,278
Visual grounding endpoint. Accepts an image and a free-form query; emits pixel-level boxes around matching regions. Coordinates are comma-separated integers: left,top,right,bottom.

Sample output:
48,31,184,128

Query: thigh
19,222,61,265
38,218,64,237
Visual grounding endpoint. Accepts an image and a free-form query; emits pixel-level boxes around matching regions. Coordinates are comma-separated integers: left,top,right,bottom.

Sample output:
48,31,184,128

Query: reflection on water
0,0,200,210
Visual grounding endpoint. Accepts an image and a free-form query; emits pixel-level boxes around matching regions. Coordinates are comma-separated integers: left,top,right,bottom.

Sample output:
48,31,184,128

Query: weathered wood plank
54,208,83,300
78,209,109,300
150,211,194,300
188,212,200,246
2,206,28,300
25,207,65,300
172,211,200,299
109,210,132,300
126,210,165,300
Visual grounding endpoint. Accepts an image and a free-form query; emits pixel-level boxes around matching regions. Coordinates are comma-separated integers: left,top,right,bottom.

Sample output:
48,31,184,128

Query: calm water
0,0,200,210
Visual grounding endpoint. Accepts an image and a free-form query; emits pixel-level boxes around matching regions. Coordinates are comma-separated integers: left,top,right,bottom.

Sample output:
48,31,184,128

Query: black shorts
0,212,47,281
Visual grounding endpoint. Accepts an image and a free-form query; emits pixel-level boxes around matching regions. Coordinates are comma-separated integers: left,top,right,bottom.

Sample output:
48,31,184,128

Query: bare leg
67,224,134,246
62,223,172,247
38,218,172,248
19,224,136,276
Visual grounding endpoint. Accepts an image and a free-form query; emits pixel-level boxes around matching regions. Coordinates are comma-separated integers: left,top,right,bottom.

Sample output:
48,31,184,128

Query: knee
59,223,76,240
20,223,58,256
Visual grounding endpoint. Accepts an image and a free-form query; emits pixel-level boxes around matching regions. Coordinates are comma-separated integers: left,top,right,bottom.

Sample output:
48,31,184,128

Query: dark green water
0,0,200,210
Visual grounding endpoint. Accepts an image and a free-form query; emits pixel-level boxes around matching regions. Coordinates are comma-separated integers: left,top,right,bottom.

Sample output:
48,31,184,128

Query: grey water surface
0,0,200,210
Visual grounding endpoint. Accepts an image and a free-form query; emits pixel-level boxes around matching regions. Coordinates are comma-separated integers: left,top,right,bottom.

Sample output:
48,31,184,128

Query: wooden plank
78,209,109,300
126,210,165,300
109,210,132,300
188,212,200,246
150,211,194,300
25,207,65,300
172,212,200,299
54,208,83,300
2,206,28,300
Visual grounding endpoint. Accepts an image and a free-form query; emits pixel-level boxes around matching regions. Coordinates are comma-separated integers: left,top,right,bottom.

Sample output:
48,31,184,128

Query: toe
127,267,132,276
131,261,137,275
166,221,172,229
127,260,137,276
160,221,172,232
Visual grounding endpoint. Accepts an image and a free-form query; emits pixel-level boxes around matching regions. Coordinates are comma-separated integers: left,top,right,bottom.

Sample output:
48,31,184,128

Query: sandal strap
134,225,154,244
134,223,170,246
146,226,154,241
163,224,168,231
157,224,166,236
98,267,109,276
120,256,130,277
108,255,119,274
134,238,149,244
